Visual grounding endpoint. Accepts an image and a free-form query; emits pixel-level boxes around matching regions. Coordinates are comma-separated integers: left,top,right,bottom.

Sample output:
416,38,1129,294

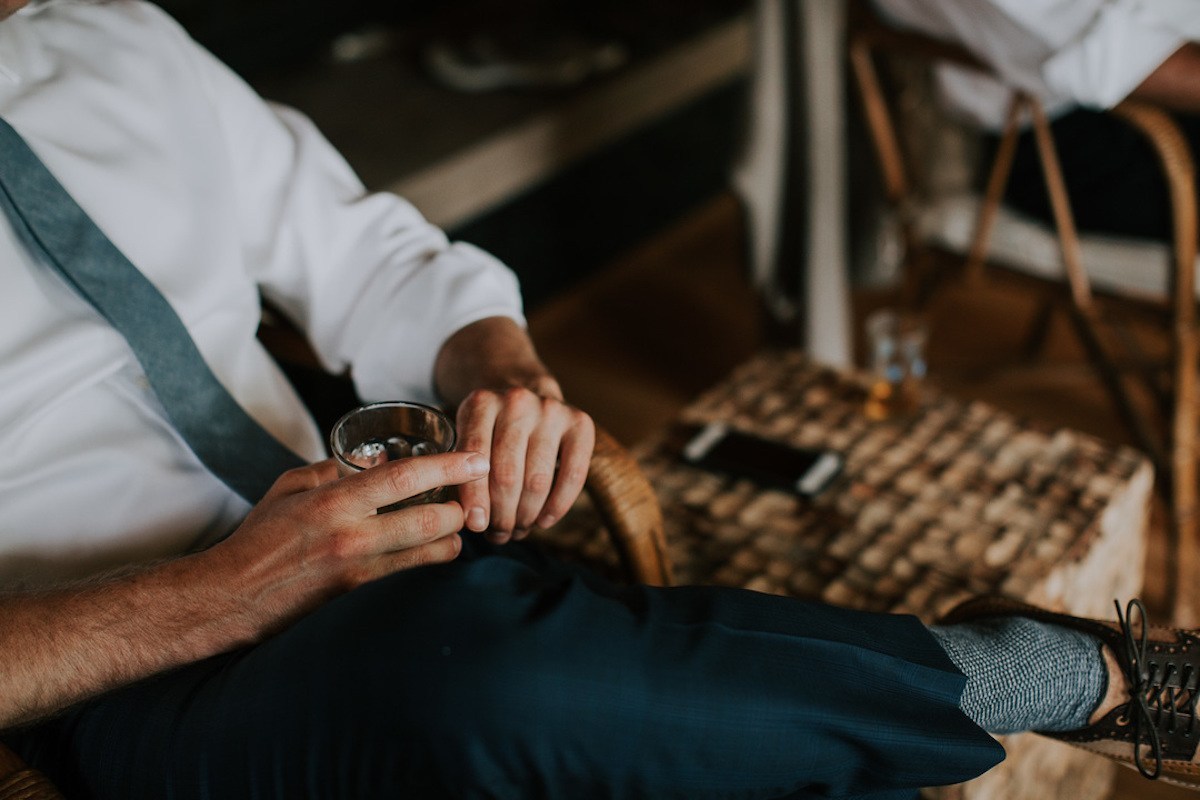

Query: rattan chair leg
965,94,1025,285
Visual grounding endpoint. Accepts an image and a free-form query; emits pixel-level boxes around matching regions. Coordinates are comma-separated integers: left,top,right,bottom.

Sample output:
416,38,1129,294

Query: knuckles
490,460,522,490
501,385,541,413
524,471,553,494
569,408,595,432
462,388,593,437
459,390,497,417
411,503,454,540
308,487,356,524
379,461,423,503
272,464,321,496
324,526,364,562
557,463,589,490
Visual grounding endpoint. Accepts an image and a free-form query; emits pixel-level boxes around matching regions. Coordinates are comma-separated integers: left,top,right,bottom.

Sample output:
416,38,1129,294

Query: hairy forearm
1130,43,1200,113
0,547,260,729
433,317,562,406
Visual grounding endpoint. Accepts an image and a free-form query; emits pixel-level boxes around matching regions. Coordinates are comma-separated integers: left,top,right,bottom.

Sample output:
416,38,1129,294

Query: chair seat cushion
916,192,1199,301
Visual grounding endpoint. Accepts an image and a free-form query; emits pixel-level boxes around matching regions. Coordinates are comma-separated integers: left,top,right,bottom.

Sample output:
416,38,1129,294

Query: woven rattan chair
847,1,1200,624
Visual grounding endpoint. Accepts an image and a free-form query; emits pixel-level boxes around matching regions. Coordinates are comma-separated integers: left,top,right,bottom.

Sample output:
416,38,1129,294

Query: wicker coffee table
547,349,1153,800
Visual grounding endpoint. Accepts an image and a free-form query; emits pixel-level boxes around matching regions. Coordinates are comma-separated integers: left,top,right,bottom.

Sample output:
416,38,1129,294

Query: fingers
333,528,464,590
455,393,500,533
454,388,594,541
510,415,572,535
532,418,594,531
339,451,489,517
488,392,542,537
264,459,342,499
325,500,466,589
367,500,465,555
226,458,477,617
352,532,463,587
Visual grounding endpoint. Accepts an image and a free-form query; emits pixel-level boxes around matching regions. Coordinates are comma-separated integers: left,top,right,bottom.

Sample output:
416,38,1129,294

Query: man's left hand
454,386,595,543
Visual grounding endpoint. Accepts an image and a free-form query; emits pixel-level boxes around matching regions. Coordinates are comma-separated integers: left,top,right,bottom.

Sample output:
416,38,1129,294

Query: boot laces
1116,599,1199,779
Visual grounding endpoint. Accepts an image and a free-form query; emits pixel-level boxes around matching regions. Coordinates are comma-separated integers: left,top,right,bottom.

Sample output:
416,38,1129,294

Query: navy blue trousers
8,539,1002,799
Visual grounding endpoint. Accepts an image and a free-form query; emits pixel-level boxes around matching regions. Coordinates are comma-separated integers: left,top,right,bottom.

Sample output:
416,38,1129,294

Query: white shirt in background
0,0,525,586
871,0,1198,129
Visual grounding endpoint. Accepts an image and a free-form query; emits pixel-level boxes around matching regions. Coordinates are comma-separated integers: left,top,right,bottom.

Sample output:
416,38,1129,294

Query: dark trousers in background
992,108,1200,242
8,538,1002,799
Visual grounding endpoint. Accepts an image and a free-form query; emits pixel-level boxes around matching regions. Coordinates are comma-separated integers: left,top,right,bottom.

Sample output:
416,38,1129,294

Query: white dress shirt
0,0,525,586
872,0,1200,128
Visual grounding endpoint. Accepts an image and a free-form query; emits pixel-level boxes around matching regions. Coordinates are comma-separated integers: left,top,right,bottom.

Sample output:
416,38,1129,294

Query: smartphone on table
678,422,844,498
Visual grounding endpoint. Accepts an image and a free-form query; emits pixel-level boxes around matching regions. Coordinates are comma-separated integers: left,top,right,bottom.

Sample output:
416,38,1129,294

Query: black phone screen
681,423,843,496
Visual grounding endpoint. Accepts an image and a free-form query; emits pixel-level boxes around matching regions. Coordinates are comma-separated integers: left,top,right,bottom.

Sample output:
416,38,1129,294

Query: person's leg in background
990,108,1200,242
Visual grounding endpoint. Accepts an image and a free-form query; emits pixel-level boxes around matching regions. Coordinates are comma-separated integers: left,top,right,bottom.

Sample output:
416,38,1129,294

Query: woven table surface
544,350,1151,621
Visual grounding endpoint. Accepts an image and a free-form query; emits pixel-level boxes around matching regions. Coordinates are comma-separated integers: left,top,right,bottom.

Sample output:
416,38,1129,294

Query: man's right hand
210,451,491,636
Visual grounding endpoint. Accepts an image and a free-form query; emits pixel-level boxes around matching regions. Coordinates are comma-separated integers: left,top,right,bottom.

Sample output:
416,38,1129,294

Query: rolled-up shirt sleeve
1041,3,1187,109
186,42,525,405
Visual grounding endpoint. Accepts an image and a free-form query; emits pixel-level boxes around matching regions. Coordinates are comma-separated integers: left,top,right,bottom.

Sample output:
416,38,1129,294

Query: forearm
0,547,261,729
1130,43,1200,113
434,317,562,407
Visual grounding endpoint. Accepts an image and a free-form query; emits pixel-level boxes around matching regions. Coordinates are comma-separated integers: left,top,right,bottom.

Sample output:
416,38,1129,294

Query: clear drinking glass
864,309,927,421
329,401,457,512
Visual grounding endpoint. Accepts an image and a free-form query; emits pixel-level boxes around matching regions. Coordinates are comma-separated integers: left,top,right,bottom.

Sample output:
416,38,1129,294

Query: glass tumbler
864,309,927,421
329,401,457,512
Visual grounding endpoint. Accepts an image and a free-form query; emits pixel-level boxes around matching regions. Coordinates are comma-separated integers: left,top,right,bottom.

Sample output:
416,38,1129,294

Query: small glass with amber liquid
864,310,927,421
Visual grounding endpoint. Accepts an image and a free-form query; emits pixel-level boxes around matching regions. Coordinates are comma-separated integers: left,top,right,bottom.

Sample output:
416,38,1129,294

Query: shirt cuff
348,241,526,406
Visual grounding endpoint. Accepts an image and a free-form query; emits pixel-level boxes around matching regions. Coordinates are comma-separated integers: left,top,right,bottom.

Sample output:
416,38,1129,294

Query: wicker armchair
847,1,1200,624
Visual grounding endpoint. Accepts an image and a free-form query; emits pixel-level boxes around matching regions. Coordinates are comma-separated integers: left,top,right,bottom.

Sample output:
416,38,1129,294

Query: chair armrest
1107,100,1200,600
0,741,63,800
585,427,673,586
1109,101,1199,286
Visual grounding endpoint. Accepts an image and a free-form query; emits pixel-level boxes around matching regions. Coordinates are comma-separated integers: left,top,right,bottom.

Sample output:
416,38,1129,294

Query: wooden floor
528,192,1189,800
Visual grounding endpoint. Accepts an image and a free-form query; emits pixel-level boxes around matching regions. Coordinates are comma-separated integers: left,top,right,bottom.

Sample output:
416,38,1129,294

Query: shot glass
863,309,927,421
329,401,457,513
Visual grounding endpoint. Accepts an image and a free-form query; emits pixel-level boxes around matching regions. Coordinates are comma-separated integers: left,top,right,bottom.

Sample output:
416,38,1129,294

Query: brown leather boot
941,595,1200,789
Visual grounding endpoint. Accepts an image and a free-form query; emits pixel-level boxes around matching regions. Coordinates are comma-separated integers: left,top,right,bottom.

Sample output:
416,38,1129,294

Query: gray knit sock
929,617,1108,734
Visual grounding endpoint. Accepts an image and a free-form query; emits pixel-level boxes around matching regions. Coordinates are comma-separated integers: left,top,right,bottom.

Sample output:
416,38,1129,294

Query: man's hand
433,317,596,543
211,452,490,630
454,387,595,543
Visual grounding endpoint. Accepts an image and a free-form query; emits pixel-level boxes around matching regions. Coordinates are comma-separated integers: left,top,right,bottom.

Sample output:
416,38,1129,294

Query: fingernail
465,453,490,476
535,513,556,529
467,506,487,531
